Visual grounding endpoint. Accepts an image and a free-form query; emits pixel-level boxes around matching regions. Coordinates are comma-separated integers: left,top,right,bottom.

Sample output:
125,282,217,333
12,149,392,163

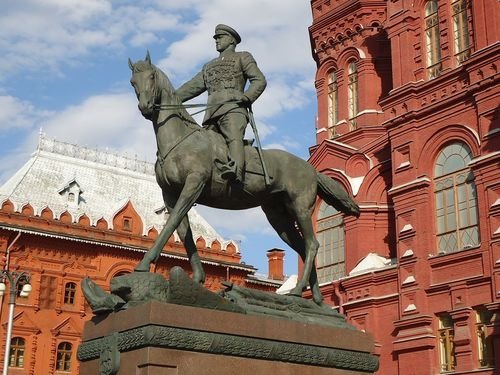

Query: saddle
213,139,255,182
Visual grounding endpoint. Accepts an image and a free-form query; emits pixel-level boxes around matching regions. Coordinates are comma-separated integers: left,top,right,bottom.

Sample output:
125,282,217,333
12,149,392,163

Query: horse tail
316,172,360,217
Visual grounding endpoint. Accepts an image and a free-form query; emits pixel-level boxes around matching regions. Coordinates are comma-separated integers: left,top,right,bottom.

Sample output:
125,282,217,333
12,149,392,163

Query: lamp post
0,270,31,375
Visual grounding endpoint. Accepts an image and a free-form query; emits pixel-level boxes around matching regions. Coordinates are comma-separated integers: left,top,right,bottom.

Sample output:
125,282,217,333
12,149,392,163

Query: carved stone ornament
98,332,120,375
80,268,379,374
78,325,379,373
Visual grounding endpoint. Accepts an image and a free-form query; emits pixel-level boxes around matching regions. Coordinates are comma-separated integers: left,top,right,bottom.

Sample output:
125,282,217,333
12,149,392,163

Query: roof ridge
38,133,154,175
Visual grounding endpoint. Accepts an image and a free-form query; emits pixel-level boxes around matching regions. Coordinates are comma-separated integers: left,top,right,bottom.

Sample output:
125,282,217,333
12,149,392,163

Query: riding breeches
214,111,247,181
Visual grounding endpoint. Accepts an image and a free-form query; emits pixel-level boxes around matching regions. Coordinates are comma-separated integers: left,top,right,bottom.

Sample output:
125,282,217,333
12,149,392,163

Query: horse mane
152,64,200,129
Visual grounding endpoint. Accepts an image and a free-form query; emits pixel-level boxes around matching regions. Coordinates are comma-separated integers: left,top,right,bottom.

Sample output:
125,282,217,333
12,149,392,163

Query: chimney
267,248,285,281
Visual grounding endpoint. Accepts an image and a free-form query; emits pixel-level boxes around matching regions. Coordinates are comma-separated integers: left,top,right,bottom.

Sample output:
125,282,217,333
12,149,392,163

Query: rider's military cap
213,24,241,44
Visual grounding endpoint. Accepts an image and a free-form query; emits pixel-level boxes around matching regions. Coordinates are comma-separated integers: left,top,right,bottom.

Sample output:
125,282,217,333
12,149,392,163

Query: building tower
308,0,499,373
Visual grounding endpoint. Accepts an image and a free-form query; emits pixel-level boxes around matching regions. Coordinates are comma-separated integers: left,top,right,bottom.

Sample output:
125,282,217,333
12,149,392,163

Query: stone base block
78,301,378,375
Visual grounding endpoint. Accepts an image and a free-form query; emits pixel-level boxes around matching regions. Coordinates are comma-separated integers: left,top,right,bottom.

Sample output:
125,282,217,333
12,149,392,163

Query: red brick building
307,0,499,374
0,135,283,374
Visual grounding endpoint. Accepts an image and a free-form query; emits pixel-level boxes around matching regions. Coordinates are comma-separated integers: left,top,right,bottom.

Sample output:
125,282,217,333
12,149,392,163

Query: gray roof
0,134,238,252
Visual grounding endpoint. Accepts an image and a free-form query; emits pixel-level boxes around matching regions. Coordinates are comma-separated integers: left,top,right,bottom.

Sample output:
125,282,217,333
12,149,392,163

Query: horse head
129,51,158,120
128,52,197,127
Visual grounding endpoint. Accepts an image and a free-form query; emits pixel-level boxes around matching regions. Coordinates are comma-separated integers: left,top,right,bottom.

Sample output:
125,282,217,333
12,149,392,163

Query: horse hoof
288,286,303,297
314,299,328,308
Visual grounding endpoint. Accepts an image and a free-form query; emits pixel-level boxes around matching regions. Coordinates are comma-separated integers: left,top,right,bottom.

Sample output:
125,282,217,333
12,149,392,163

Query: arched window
63,282,77,305
316,202,345,283
451,0,471,64
424,0,442,78
347,62,358,130
434,142,479,253
327,71,338,138
9,337,25,368
56,341,73,371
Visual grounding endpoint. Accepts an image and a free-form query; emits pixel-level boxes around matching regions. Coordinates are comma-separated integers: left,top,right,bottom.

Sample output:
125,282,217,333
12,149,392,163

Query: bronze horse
129,52,359,304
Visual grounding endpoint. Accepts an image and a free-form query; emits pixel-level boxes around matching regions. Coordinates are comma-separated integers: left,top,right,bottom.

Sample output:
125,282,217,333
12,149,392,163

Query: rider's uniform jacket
176,50,267,124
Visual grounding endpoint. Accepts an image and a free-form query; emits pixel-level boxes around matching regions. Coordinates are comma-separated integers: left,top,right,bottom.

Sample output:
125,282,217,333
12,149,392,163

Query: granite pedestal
78,301,378,375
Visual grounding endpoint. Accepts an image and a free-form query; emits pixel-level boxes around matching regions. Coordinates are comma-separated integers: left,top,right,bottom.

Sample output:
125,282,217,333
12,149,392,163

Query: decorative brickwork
308,0,499,373
0,139,282,374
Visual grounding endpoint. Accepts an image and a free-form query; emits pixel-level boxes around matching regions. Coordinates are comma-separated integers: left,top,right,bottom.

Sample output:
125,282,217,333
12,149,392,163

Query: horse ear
128,58,134,71
145,50,151,65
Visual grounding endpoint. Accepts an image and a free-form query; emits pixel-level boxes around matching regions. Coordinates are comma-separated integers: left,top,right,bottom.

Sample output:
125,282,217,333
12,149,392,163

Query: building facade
307,0,499,374
0,135,283,375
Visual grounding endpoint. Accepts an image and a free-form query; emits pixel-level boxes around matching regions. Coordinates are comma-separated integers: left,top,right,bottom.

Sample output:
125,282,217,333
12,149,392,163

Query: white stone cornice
388,176,431,194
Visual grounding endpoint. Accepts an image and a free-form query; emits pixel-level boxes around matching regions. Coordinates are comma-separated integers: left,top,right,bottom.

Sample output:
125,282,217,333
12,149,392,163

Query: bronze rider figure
176,24,267,184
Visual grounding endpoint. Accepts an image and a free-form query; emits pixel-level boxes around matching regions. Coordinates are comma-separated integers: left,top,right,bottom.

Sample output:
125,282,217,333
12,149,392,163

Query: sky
0,0,319,276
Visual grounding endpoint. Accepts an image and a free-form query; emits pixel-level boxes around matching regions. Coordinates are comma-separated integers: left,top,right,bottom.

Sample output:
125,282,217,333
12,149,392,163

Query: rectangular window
64,282,77,305
425,1,442,78
56,342,73,371
39,275,58,309
476,309,495,368
347,62,358,130
9,337,25,368
317,215,345,283
123,217,132,231
327,72,338,138
452,0,471,64
438,314,456,372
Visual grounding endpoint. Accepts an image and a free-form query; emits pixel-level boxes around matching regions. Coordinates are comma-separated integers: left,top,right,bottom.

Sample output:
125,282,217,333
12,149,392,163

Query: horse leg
288,208,320,301
176,214,205,284
135,176,206,272
262,204,324,304
158,191,205,283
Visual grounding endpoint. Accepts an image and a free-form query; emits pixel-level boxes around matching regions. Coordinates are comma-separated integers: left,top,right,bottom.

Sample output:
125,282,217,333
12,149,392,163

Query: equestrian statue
128,27,359,305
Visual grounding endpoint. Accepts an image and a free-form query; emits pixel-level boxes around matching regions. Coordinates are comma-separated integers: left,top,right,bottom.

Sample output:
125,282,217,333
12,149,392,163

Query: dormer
58,179,83,208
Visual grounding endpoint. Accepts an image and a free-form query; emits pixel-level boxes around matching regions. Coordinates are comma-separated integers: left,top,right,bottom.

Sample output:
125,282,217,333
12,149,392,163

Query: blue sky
0,1,318,276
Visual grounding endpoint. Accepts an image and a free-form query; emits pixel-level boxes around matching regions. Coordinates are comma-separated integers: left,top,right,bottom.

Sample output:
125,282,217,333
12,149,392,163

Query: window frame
347,61,358,130
476,309,495,368
9,336,25,368
122,216,133,231
424,0,442,79
55,341,73,372
327,70,339,138
316,202,346,283
434,142,480,254
63,281,77,305
438,314,456,372
451,0,471,64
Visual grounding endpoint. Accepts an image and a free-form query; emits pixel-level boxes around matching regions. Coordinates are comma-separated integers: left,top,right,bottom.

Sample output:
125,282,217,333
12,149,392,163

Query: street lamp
0,270,31,375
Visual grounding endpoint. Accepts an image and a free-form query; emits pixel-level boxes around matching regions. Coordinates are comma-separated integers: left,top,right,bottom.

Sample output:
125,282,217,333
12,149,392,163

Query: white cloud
157,1,315,79
0,1,317,275
0,95,53,131
0,91,158,184
0,1,185,79
38,92,156,159
196,206,275,237
262,143,287,151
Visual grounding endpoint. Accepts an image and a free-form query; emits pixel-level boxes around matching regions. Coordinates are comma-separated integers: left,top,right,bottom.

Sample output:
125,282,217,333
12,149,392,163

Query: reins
157,127,201,167
153,100,240,116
